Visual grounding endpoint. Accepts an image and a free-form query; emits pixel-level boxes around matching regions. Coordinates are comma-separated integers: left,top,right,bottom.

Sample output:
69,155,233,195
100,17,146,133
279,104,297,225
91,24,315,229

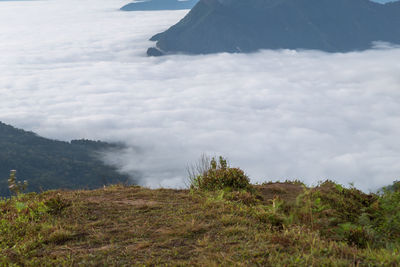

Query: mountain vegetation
1,156,400,265
147,0,400,56
121,0,198,11
0,122,131,197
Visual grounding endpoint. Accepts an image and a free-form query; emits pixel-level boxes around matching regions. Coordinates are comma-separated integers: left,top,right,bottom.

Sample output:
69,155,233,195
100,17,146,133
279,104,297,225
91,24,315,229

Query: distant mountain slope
0,122,131,196
147,0,400,56
121,0,198,11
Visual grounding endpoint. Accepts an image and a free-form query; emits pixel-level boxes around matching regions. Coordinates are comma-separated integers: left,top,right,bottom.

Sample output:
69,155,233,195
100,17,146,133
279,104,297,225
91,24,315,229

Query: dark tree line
0,122,133,197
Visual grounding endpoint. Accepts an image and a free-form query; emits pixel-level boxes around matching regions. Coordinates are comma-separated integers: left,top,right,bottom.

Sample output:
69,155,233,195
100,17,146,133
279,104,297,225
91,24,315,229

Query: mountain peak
147,0,400,56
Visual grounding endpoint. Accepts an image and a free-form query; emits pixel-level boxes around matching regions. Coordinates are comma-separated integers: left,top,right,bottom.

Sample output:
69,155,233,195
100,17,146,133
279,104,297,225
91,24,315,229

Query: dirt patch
255,183,304,203
116,199,160,207
85,196,161,209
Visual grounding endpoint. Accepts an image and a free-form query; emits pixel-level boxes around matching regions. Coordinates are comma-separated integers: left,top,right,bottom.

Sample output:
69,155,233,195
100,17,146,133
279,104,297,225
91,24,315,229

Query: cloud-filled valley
1,0,400,191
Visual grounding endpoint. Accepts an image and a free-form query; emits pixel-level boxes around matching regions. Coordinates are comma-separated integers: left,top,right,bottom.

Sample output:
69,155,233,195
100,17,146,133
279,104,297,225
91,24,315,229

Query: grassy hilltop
1,157,400,266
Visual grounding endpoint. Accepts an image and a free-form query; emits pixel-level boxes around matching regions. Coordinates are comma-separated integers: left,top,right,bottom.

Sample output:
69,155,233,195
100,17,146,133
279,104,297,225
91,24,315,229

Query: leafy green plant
292,180,381,247
0,194,50,257
189,156,251,191
223,190,258,205
369,183,400,242
336,222,377,248
45,193,71,215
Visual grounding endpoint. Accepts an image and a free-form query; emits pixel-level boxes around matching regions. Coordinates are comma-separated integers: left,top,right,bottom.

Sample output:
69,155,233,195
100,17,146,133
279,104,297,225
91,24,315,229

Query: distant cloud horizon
372,0,399,3
1,0,400,192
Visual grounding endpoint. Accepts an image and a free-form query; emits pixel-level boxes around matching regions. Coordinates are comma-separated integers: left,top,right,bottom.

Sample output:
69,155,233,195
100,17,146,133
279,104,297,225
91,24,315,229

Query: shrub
45,229,76,245
8,170,28,196
369,183,400,242
293,180,380,247
45,193,71,215
224,190,258,205
189,156,251,191
336,222,377,248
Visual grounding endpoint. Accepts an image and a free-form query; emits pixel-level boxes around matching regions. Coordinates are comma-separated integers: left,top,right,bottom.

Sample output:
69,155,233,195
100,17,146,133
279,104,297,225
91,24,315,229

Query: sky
1,0,400,192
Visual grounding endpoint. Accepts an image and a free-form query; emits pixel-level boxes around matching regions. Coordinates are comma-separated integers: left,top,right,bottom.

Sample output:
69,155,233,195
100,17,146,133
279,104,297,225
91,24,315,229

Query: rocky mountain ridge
147,0,400,56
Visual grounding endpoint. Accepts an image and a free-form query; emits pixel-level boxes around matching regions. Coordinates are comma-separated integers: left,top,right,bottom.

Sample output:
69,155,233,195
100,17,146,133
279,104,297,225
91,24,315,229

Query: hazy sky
1,0,400,191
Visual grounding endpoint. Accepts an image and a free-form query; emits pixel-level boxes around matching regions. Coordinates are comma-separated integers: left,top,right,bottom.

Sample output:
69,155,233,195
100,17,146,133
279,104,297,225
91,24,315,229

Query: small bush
189,156,251,191
224,190,258,205
45,193,71,215
8,170,28,196
369,184,400,242
292,180,382,247
336,222,377,248
254,208,286,230
45,229,76,245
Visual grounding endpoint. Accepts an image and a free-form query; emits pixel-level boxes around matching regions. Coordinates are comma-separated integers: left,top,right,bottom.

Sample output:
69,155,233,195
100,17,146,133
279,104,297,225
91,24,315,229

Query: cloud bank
1,0,400,191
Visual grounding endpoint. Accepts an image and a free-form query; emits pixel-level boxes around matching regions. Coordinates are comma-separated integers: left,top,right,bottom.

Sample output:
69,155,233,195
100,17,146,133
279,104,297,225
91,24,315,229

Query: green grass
1,181,400,266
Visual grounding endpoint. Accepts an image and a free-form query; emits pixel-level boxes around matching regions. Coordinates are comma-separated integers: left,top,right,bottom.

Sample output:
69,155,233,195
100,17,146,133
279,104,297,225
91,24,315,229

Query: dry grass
1,183,400,266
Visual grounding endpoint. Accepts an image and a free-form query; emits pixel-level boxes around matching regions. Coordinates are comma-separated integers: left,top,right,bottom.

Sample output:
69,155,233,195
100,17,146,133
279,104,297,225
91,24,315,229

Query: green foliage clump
292,181,377,246
44,193,71,215
0,191,72,264
295,181,375,225
223,190,258,205
288,180,400,249
368,182,400,242
381,180,400,192
253,196,287,230
190,156,251,191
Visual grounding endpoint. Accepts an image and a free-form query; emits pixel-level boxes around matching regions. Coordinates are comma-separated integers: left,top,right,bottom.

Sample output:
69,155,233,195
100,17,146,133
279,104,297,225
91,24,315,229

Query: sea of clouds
1,0,400,191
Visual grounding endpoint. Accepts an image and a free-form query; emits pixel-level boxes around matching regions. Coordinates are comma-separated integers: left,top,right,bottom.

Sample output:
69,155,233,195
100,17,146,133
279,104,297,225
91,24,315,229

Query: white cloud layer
1,0,400,192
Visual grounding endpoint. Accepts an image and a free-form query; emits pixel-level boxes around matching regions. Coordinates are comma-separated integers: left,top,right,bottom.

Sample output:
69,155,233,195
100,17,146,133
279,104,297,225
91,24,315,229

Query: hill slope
1,181,400,265
0,122,131,197
148,0,400,56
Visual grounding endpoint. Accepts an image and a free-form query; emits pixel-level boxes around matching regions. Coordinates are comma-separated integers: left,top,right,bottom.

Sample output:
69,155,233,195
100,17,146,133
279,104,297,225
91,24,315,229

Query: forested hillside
0,122,131,197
